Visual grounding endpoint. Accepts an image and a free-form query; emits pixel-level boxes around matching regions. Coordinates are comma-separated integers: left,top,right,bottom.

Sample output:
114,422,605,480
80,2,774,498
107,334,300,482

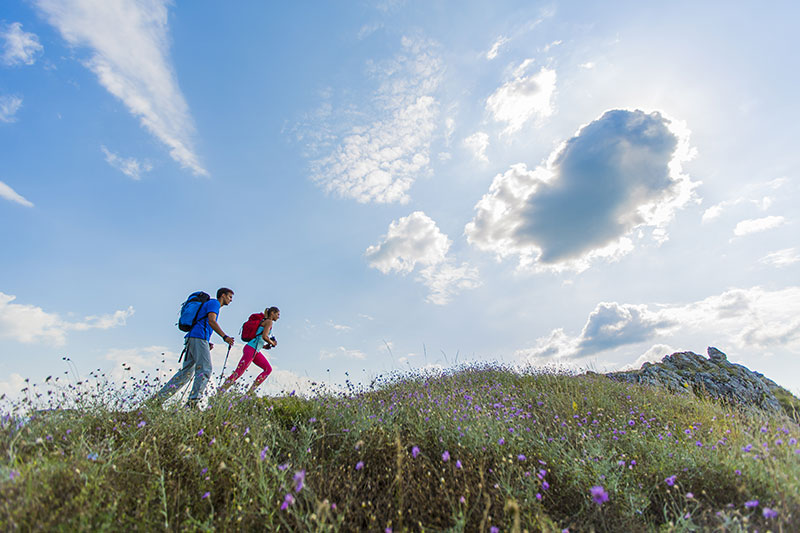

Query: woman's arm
261,319,277,346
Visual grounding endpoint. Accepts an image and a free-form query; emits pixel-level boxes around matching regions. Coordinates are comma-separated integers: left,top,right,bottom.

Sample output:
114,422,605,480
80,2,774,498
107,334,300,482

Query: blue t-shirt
186,299,221,341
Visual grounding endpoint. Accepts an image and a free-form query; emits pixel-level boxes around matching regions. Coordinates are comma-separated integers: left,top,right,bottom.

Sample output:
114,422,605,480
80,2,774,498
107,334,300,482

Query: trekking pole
218,343,232,388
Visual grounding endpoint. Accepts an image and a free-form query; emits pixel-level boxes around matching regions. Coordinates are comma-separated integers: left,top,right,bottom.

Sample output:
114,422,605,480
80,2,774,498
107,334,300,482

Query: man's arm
207,312,234,346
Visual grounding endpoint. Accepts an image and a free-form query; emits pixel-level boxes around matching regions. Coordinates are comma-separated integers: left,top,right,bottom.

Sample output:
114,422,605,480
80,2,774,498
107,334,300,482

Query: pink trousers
226,344,272,389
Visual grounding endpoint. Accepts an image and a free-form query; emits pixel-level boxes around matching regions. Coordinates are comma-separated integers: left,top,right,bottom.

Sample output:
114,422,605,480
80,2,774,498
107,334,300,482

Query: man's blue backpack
178,291,210,332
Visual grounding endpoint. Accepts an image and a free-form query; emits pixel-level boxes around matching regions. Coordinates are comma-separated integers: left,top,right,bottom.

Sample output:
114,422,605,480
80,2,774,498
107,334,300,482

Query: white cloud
733,215,785,237
486,61,556,135
327,320,352,332
104,345,178,383
579,62,595,69
0,292,134,346
0,373,26,402
466,109,698,271
418,262,481,305
0,180,33,207
486,36,509,60
759,248,800,267
703,178,788,223
320,346,367,360
621,344,676,370
1,22,44,66
101,146,152,180
35,0,207,175
366,211,480,304
0,95,23,122
516,286,800,366
464,132,489,162
365,211,450,274
310,36,442,204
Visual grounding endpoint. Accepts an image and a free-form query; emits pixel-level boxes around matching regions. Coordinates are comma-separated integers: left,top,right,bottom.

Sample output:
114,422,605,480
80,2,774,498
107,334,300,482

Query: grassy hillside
1,365,799,531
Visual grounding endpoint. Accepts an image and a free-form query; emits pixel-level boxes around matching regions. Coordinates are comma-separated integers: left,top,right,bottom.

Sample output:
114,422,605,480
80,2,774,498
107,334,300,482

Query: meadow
1,363,798,531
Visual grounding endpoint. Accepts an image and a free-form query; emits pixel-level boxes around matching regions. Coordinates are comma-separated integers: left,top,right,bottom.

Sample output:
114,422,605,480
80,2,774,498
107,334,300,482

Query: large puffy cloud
310,36,442,204
365,211,450,274
35,0,207,175
486,60,556,135
0,292,134,345
0,180,33,207
1,22,43,66
366,212,480,304
466,109,697,271
516,286,800,365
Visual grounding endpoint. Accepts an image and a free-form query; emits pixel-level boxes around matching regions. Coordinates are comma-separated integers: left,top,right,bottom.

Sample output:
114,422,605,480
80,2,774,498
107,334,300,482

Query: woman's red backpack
240,313,265,342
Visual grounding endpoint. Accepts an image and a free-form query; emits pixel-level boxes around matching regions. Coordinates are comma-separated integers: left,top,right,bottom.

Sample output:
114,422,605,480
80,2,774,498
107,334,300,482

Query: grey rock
605,347,791,415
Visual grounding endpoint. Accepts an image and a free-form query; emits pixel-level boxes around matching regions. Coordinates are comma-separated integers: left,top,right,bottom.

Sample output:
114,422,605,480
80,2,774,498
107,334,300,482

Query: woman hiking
218,307,279,396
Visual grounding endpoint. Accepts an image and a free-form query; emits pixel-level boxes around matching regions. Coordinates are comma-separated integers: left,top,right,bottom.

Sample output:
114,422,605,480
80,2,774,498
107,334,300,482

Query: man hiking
153,287,235,408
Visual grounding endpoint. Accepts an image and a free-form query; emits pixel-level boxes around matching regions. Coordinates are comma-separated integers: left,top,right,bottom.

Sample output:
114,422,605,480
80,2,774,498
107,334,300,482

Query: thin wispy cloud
486,36,509,60
464,132,489,162
35,0,207,176
517,286,800,365
1,22,44,66
366,211,479,304
733,215,785,237
759,248,800,267
309,36,442,204
0,95,23,122
0,292,134,346
466,109,698,271
486,60,556,135
320,346,367,360
101,146,152,180
702,178,787,222
0,180,33,207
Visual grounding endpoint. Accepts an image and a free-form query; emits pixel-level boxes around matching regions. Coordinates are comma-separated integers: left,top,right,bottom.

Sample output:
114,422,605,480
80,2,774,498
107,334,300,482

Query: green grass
1,364,799,531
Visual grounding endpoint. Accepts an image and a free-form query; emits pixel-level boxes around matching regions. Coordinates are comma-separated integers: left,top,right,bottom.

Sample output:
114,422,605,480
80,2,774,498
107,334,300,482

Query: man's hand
224,335,235,347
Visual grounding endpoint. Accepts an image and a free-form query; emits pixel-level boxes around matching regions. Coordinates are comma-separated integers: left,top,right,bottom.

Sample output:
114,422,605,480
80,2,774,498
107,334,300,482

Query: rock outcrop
606,347,799,419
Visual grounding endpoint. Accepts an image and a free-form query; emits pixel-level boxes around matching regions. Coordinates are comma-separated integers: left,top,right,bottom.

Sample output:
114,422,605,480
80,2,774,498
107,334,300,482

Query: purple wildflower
260,446,269,461
490,527,499,533
517,454,526,461
278,463,289,471
281,493,294,510
744,500,759,508
742,444,753,452
137,420,146,428
293,470,305,493
763,508,778,519
590,486,609,505
355,461,364,470
412,445,420,458
442,451,450,462
498,437,505,445
542,481,550,490
665,475,677,486
197,429,204,436
456,460,463,469
202,492,210,500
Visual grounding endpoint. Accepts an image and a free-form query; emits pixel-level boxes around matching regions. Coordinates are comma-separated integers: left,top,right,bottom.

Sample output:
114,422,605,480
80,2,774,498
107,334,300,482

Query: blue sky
1,1,799,403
